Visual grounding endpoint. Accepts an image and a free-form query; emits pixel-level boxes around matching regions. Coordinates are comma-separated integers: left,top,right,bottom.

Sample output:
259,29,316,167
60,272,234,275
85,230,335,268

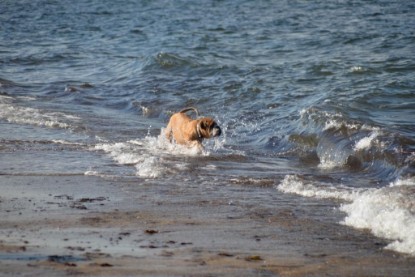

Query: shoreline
1,174,414,276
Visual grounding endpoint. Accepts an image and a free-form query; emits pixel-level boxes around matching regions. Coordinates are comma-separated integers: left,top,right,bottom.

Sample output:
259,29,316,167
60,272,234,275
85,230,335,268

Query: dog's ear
196,118,220,139
201,120,208,129
196,120,204,138
197,119,206,130
197,119,211,138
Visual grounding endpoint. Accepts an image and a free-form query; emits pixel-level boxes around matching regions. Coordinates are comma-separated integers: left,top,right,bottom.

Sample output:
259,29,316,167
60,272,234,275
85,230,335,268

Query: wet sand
1,174,414,276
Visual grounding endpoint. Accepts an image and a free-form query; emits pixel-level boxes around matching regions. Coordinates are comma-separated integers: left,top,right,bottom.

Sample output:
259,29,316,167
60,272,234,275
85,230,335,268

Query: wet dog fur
165,107,221,150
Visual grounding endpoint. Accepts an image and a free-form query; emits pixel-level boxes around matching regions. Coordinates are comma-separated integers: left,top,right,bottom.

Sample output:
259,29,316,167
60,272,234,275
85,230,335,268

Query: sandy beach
1,174,414,276
2,0,415,276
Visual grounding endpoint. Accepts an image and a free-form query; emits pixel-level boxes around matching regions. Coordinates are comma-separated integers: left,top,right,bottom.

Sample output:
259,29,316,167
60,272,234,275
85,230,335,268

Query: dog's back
165,110,199,144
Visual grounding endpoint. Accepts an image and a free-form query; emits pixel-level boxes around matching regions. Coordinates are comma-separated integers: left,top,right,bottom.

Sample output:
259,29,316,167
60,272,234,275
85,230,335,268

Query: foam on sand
340,181,415,255
277,175,357,201
278,175,415,256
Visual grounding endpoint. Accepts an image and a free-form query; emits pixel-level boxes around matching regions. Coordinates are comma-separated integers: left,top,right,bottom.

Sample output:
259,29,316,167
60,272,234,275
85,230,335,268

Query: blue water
1,0,415,255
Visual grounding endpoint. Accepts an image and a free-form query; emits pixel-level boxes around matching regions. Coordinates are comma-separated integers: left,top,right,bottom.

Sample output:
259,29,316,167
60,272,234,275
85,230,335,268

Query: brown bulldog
165,107,221,149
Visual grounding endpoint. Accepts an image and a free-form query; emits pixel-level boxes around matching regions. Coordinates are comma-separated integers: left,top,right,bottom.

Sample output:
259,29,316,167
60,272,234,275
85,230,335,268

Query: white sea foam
317,130,382,169
93,133,206,178
17,96,37,101
52,139,84,146
84,169,117,179
390,176,415,187
318,156,342,169
0,97,78,129
350,66,365,73
300,107,379,133
354,132,378,151
278,175,415,256
278,175,357,201
300,108,383,169
94,141,161,178
340,184,415,255
135,156,164,178
94,142,143,164
84,170,100,176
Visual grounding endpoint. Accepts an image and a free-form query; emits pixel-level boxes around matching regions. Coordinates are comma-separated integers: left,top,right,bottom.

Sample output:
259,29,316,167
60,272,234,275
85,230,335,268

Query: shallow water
1,0,414,256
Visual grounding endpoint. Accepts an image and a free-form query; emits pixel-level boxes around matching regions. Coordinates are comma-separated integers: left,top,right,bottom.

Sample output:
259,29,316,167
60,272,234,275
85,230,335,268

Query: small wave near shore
278,174,415,255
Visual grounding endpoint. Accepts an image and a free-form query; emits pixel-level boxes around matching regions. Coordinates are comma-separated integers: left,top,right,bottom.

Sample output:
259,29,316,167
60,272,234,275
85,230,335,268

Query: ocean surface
1,0,414,256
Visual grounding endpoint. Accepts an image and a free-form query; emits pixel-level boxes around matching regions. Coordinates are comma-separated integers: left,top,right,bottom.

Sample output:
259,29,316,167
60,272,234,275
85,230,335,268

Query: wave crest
278,175,415,256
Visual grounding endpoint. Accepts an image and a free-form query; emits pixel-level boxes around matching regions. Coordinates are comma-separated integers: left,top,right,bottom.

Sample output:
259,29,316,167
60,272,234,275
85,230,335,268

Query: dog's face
197,118,221,139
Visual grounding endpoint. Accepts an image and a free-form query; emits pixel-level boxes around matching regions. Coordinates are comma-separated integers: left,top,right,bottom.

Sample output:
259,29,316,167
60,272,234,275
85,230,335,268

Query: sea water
1,0,414,256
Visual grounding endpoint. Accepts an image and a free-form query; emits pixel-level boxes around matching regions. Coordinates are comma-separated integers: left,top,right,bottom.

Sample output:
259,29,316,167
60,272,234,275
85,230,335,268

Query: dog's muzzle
212,125,222,137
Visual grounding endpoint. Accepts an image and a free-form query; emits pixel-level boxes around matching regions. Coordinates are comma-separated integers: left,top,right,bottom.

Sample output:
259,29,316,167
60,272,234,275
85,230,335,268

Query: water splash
278,175,415,256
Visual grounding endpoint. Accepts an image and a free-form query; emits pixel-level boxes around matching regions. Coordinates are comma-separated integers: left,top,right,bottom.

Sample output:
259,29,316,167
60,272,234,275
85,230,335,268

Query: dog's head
197,118,221,139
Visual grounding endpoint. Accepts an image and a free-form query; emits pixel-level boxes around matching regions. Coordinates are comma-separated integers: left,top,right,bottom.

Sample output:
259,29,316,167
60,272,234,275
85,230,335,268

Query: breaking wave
278,175,415,256
291,107,413,182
